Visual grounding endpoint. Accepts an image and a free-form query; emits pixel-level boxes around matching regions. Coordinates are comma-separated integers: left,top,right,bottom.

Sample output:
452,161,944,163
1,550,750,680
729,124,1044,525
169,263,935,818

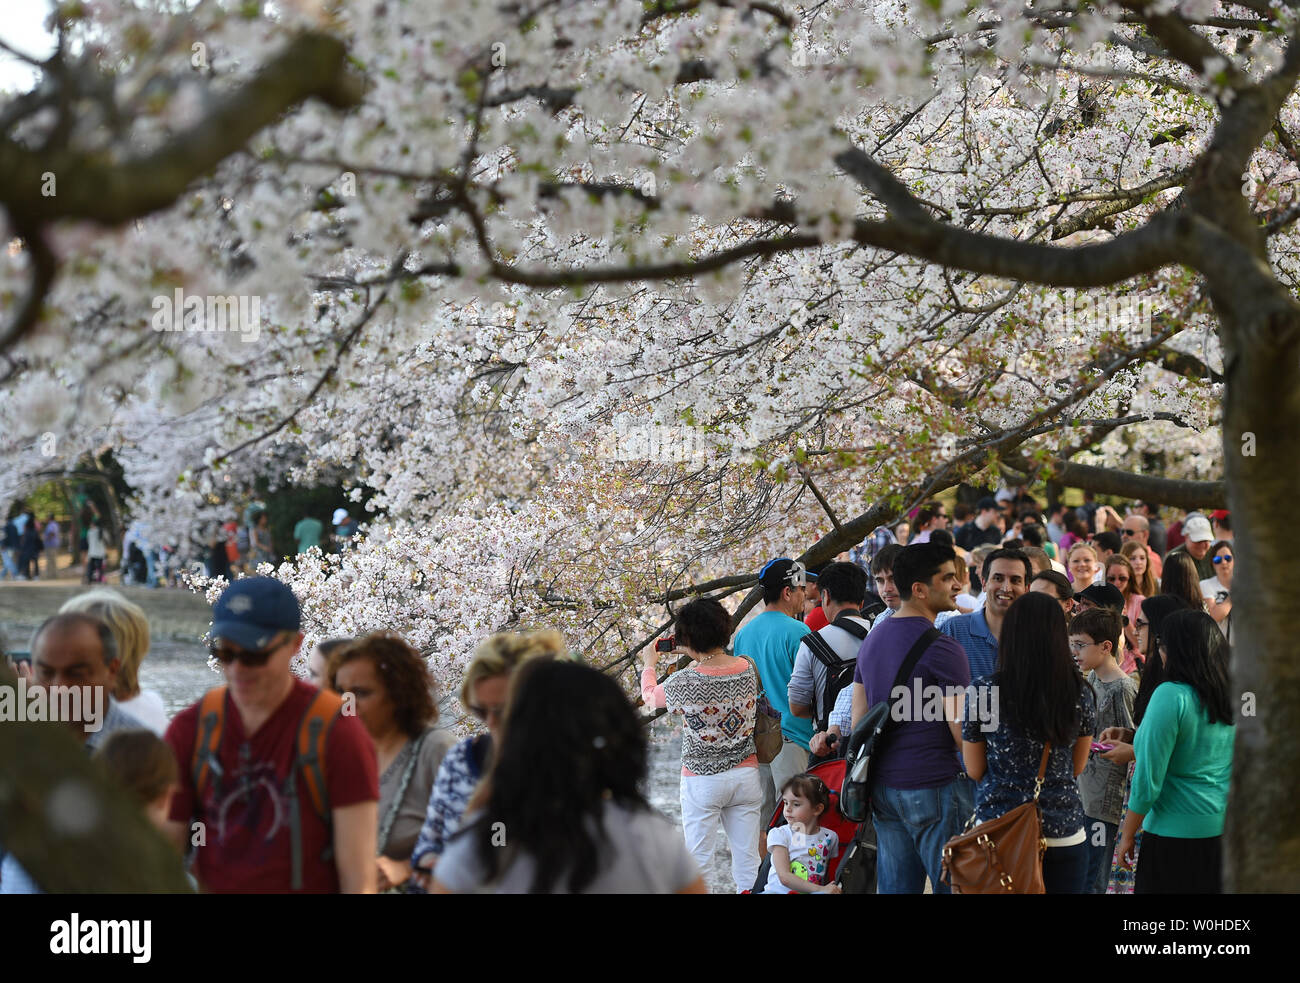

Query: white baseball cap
1183,515,1213,542
332,508,349,526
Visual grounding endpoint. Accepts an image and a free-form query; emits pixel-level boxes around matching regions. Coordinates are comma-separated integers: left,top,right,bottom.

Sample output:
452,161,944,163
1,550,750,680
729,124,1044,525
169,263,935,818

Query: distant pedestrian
333,508,360,549
293,514,324,554
85,519,108,584
42,516,61,579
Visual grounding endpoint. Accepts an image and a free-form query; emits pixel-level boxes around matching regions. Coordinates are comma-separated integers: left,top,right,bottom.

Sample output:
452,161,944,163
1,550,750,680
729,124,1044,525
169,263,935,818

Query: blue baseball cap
758,558,812,589
212,577,302,651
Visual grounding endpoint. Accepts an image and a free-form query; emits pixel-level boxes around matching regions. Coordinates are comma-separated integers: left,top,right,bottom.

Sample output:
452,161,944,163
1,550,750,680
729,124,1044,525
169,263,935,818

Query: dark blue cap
212,576,301,651
758,558,811,588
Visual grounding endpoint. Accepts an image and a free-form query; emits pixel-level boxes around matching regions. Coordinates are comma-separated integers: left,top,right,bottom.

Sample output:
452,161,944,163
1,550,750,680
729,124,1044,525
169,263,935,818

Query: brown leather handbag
740,656,784,764
941,744,1050,894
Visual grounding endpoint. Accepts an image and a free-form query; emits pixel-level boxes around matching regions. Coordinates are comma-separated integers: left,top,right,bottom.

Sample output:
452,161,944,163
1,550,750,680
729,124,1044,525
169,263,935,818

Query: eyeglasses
1068,640,1097,652
210,636,288,667
469,703,506,723
1212,555,1233,564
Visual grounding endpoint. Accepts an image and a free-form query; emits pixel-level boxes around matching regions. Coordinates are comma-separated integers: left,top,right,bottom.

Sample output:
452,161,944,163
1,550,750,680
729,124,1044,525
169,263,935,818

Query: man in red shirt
164,577,378,892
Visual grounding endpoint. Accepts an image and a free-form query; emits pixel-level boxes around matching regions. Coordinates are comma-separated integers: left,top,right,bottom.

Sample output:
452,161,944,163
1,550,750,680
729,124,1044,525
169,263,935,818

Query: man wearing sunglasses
163,577,378,892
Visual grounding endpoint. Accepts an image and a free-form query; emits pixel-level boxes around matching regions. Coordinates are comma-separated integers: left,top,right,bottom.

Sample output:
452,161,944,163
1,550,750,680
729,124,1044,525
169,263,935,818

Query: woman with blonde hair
59,588,168,734
408,629,568,891
1120,541,1159,598
1067,542,1102,587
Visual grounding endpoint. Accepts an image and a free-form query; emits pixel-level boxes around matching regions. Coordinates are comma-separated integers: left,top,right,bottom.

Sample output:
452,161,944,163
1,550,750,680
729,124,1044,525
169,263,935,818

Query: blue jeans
0,549,17,579
1044,841,1090,894
1085,820,1118,894
872,775,974,894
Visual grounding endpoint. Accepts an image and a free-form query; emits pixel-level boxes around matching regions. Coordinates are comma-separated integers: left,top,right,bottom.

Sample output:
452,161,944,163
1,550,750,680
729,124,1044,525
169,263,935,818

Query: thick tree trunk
1220,310,1300,891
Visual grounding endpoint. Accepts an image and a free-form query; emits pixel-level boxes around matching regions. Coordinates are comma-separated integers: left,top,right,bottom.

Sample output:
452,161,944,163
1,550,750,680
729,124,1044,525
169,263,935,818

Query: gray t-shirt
378,728,455,859
1079,672,1137,825
435,801,700,894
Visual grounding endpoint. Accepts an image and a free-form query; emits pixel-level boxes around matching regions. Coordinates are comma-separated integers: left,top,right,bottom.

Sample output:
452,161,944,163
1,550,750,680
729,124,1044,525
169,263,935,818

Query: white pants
680,767,764,893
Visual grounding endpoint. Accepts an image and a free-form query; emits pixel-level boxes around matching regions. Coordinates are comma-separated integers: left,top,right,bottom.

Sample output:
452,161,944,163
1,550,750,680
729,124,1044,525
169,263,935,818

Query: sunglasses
1121,529,1138,536
210,636,288,667
1212,555,1233,564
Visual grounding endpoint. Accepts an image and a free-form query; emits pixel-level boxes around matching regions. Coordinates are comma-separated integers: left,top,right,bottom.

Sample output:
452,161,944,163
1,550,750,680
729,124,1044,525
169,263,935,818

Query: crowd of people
0,491,1236,894
0,500,367,589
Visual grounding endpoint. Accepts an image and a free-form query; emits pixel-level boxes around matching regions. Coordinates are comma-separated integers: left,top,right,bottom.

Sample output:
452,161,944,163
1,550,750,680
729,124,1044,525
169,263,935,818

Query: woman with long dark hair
1160,552,1204,612
1115,610,1234,893
961,591,1096,893
433,659,706,893
1098,594,1194,893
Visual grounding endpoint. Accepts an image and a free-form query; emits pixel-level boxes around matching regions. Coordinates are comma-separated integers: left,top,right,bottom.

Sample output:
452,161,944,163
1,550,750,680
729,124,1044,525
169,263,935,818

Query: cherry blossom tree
1,0,1293,889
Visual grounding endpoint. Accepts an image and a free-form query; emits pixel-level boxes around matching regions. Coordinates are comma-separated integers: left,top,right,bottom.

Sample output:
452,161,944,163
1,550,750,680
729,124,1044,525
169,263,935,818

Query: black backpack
839,627,941,823
802,613,871,734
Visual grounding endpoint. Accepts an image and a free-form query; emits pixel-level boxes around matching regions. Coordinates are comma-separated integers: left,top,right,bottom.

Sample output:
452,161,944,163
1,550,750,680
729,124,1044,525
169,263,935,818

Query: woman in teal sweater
1116,610,1234,893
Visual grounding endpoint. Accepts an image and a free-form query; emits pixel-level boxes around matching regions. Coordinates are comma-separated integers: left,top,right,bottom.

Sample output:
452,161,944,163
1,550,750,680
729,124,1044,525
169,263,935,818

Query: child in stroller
750,757,878,893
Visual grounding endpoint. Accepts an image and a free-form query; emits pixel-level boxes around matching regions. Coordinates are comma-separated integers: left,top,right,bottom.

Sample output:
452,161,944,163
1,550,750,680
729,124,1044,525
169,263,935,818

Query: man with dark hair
789,562,871,761
1,612,146,894
1046,503,1069,546
939,547,1031,679
1093,530,1122,565
950,502,973,541
1031,570,1076,619
955,497,1003,551
849,543,971,894
733,558,814,827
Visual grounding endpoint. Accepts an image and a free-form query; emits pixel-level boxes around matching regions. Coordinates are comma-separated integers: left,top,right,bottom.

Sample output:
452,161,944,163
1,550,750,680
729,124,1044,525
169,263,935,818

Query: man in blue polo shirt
939,547,1031,678
732,558,812,834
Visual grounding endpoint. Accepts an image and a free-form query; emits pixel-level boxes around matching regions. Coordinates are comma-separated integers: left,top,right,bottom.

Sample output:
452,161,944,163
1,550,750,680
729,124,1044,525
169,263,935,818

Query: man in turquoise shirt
732,558,812,836
293,515,324,554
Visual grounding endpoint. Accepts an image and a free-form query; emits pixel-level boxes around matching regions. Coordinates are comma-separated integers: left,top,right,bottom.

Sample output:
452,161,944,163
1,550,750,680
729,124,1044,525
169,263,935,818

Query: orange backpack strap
296,687,344,823
191,687,228,803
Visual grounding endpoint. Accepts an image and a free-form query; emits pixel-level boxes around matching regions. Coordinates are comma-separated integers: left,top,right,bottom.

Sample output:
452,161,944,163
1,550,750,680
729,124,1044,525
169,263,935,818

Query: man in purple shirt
849,542,974,894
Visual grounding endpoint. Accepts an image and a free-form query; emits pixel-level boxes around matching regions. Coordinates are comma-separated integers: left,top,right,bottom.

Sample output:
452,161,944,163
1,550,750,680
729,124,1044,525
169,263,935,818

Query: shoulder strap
284,687,344,892
830,612,869,640
889,627,941,696
739,654,765,698
378,730,429,854
803,630,846,672
192,687,228,801
296,687,344,822
1032,742,1051,801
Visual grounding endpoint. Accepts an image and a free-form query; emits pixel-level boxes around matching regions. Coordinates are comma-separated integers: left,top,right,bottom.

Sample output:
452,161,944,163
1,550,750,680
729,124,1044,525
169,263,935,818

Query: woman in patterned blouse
642,597,763,893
